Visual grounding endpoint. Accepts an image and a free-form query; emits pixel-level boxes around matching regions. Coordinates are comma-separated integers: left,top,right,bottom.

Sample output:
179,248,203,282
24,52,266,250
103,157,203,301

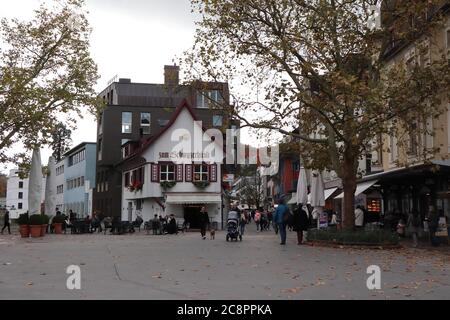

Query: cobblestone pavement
0,223,449,300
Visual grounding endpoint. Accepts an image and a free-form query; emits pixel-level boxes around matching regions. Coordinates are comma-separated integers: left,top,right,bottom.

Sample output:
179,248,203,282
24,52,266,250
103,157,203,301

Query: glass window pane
213,115,223,127
141,113,150,124
122,112,132,133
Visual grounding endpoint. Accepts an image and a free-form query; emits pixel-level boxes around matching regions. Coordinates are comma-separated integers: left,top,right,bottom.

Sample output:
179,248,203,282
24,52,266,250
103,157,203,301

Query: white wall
6,169,46,219
121,107,223,223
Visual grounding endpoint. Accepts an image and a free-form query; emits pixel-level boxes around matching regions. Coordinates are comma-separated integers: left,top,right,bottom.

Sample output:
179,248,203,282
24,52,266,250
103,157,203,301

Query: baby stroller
226,211,242,242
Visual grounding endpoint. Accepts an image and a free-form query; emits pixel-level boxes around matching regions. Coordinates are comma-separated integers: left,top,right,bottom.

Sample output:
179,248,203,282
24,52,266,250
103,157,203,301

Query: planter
160,181,176,189
192,181,210,189
40,224,47,237
19,225,30,238
30,225,42,238
53,223,63,234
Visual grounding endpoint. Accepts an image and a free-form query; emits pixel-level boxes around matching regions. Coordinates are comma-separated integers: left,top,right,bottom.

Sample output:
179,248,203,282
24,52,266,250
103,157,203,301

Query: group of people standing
273,199,309,245
149,214,178,235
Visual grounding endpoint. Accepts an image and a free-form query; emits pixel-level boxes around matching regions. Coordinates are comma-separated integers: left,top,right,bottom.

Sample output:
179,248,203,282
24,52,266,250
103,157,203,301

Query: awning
288,188,338,204
165,193,222,205
324,187,338,200
334,180,378,199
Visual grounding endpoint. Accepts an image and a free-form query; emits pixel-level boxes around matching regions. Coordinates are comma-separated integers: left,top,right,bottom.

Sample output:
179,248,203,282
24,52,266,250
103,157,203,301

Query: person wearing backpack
406,210,421,248
274,198,289,245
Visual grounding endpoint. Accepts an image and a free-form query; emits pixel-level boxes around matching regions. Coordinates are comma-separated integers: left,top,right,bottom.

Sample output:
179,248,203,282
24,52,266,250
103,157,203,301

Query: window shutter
151,164,159,182
209,164,217,182
185,164,193,182
176,164,183,182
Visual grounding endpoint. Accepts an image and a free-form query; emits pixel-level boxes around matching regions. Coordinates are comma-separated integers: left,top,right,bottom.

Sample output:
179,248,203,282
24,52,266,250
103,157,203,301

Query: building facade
63,142,97,217
94,65,233,218
119,100,223,227
6,169,46,219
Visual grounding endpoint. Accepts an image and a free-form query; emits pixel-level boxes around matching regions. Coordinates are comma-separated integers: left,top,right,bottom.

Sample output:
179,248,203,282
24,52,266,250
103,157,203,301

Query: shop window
160,164,175,182
367,199,381,213
193,164,209,182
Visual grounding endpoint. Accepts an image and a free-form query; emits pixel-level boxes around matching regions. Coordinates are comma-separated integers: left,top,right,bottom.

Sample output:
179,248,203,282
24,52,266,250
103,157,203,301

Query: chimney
164,64,180,86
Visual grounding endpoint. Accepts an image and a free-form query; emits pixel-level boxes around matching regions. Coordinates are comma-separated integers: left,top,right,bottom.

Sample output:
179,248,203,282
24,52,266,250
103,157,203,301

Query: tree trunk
341,156,358,231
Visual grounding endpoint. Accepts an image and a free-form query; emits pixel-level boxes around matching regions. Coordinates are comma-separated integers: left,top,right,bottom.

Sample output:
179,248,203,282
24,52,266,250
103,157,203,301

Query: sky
1,0,214,174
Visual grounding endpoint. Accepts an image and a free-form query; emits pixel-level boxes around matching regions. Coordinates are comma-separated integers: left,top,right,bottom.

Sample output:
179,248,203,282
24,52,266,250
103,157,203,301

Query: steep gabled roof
117,99,214,167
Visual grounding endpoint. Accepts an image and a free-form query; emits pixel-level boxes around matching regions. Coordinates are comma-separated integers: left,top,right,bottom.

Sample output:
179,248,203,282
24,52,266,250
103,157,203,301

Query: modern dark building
94,65,235,218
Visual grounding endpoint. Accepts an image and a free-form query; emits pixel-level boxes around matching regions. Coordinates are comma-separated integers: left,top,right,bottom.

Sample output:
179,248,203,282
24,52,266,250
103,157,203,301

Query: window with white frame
193,164,209,182
160,164,175,182
140,113,151,134
197,90,223,108
122,112,132,133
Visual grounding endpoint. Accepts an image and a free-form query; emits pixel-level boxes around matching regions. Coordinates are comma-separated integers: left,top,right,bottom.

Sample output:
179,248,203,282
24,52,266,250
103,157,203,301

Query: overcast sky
1,0,205,174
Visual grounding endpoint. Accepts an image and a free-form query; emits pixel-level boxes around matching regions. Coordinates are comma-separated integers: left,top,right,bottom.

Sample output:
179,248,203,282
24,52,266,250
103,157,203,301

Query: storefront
332,161,450,224
119,101,223,226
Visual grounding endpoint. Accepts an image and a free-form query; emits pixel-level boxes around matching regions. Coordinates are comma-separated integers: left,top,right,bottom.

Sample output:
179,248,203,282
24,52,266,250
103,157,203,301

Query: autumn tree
236,164,264,208
0,0,101,165
50,122,72,162
183,0,450,230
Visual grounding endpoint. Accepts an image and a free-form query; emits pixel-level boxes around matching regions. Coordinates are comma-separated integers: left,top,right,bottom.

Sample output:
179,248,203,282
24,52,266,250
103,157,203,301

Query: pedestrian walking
239,211,247,235
406,210,421,248
293,206,309,245
1,210,11,235
254,210,261,232
151,214,159,235
199,206,210,240
267,210,272,230
273,198,289,245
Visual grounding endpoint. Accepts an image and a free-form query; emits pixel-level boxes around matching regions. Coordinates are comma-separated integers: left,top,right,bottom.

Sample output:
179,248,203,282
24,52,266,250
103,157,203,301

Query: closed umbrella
44,156,57,216
28,148,43,215
296,166,308,205
310,170,325,207
310,170,326,229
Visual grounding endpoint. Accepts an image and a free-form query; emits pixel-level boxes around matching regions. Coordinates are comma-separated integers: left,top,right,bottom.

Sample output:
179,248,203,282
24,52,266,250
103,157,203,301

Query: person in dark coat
168,214,177,234
199,206,210,240
293,206,309,245
1,211,11,234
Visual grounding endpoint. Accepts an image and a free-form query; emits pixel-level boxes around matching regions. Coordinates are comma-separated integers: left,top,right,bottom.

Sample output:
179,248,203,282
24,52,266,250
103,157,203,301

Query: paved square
0,224,449,300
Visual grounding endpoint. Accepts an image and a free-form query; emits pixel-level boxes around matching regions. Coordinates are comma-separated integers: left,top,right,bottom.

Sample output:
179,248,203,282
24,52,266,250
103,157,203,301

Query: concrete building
5,169,46,219
63,142,96,217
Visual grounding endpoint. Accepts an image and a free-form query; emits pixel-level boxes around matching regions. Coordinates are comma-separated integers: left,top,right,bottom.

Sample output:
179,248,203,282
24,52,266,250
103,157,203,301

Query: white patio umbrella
310,170,325,229
296,167,308,205
28,148,43,215
310,170,325,207
44,156,57,216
